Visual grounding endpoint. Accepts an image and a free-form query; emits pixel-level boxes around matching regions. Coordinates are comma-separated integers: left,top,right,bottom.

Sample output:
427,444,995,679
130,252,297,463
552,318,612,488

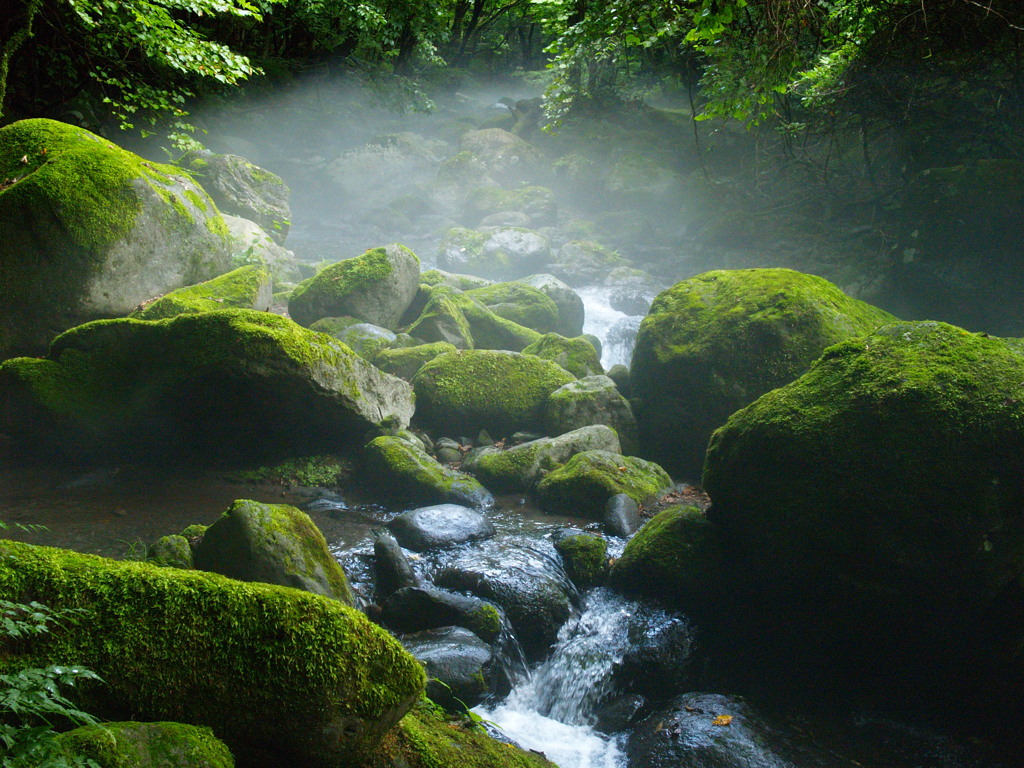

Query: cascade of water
476,588,646,768
578,288,642,369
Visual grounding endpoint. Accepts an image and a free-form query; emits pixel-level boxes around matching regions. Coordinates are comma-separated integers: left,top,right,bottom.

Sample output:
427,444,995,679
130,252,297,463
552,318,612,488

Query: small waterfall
578,287,644,369
476,588,644,768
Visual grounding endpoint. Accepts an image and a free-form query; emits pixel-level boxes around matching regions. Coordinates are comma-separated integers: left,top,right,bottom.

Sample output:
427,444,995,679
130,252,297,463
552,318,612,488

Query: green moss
362,436,489,506
130,264,271,320
363,704,556,768
0,308,406,462
184,188,209,213
196,499,355,605
523,333,604,378
309,316,362,336
466,604,502,641
610,505,726,612
231,454,351,488
555,534,608,589
55,721,234,768
374,342,458,382
631,268,897,477
465,283,560,333
289,244,419,328
147,534,194,569
536,450,672,517
0,539,425,765
412,349,574,437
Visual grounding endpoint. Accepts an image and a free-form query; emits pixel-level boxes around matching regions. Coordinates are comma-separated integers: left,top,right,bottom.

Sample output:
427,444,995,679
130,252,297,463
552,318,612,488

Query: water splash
578,287,642,369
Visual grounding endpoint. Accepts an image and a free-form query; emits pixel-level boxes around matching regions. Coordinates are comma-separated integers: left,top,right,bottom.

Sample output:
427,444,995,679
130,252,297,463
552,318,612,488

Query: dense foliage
2,0,1021,159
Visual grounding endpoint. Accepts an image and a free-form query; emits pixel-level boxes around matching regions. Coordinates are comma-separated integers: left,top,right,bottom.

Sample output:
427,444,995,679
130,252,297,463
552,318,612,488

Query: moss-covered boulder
458,129,549,186
419,269,493,292
465,282,560,334
223,214,301,284
373,342,457,381
183,150,291,244
610,505,726,613
54,721,234,768
437,227,550,281
0,540,425,766
547,240,628,287
335,322,398,361
289,244,420,329
0,309,414,462
363,436,494,508
0,119,232,357
702,321,1024,654
544,375,638,455
194,499,353,604
131,264,273,321
523,333,604,379
380,586,503,644
464,425,621,493
464,185,556,227
536,450,672,517
148,534,194,569
631,268,897,477
555,533,608,590
514,274,586,338
368,704,556,768
412,349,574,437
406,285,540,353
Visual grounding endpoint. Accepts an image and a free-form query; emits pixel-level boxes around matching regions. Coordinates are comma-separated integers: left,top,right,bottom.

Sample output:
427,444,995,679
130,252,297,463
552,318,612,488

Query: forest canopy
1,0,1022,161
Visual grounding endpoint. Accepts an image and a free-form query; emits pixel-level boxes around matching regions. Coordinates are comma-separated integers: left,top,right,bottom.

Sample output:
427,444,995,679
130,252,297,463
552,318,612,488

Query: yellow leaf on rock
712,715,733,726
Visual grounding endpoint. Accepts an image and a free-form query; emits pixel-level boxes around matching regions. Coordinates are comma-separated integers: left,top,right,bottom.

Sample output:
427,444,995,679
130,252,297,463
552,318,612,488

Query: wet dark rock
389,504,496,551
435,538,577,660
380,585,504,643
402,626,496,711
605,363,631,398
373,532,419,599
612,608,701,700
593,694,646,735
603,493,641,537
627,692,825,768
609,287,652,316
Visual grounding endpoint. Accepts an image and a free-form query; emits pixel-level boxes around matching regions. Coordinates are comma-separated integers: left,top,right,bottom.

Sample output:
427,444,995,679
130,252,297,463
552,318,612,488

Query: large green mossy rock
131,264,273,320
610,505,726,613
55,721,234,768
465,282,560,334
405,285,541,352
370,705,556,768
544,375,638,455
0,540,425,766
536,450,672,517
0,309,414,462
631,268,896,478
0,119,232,358
194,500,354,604
288,244,420,329
436,227,550,281
702,321,1024,665
523,333,603,378
412,349,574,437
465,424,620,493
362,436,494,508
373,342,458,381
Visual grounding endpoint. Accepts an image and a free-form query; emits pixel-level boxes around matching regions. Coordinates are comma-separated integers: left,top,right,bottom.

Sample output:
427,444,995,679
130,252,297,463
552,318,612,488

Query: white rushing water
577,287,644,370
475,589,644,768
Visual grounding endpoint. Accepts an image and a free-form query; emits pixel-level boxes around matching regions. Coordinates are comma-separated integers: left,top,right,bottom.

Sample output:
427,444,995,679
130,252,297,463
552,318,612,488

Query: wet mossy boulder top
194,499,354,604
464,424,621,494
0,118,232,357
523,332,604,379
363,435,494,508
703,321,1024,651
288,243,420,329
610,505,726,613
465,281,561,334
0,539,425,766
411,349,574,437
536,450,672,517
54,721,235,768
130,263,273,321
436,226,550,281
630,268,897,478
514,273,586,338
405,284,541,352
0,309,414,462
373,341,457,382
